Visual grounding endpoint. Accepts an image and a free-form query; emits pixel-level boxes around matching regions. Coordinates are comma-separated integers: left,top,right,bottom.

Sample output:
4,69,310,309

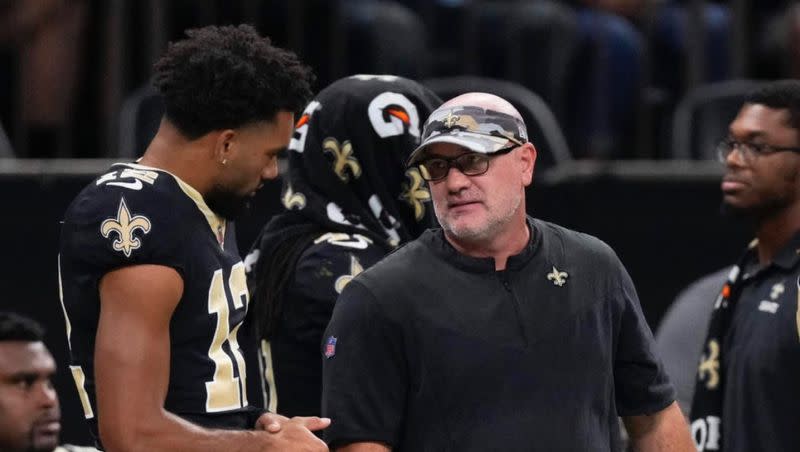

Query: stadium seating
671,79,763,159
504,1,582,128
338,0,431,79
0,122,13,157
116,84,164,158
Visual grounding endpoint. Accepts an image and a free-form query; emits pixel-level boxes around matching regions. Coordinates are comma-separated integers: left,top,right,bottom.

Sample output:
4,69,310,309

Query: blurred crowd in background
0,0,797,162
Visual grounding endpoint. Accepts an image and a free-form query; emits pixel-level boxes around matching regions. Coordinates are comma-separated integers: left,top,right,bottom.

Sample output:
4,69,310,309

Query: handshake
255,413,332,452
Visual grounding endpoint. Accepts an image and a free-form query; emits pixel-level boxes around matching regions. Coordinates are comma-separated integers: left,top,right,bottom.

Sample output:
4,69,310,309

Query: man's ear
213,129,236,163
520,142,537,186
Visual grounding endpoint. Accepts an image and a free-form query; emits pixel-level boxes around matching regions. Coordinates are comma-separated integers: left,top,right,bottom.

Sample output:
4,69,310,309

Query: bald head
441,92,523,123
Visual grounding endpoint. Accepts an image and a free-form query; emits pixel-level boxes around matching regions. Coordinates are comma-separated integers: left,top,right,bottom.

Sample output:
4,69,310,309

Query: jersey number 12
205,263,249,412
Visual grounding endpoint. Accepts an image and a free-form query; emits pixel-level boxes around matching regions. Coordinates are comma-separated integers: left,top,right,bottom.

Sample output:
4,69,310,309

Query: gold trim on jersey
116,163,227,246
261,340,278,413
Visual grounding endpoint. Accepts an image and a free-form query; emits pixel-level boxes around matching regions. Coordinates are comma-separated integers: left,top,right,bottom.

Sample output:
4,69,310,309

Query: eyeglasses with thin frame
417,145,518,181
717,138,800,163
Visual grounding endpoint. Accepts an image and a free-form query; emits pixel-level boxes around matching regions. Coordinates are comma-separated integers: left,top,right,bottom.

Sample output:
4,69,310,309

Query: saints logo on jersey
334,254,364,294
100,198,151,257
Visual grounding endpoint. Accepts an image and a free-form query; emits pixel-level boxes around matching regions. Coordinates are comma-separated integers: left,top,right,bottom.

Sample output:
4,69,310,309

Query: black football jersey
59,163,256,433
250,231,388,417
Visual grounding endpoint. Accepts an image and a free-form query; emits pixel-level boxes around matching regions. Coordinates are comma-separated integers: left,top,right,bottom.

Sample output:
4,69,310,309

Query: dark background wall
1,159,748,446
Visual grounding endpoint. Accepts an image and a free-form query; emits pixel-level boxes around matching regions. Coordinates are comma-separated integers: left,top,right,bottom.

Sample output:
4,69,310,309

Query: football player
58,25,327,451
245,75,441,417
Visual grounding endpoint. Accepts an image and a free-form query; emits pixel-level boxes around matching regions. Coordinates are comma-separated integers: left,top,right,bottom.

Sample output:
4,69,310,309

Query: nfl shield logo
324,336,337,358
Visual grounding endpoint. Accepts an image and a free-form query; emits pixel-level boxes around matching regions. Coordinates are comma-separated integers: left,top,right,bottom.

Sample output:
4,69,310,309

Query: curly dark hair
153,24,314,139
746,79,800,131
0,312,45,342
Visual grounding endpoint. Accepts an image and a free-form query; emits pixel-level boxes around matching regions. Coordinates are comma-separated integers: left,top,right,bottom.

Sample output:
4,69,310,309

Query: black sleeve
321,280,407,448
62,186,186,277
613,260,676,416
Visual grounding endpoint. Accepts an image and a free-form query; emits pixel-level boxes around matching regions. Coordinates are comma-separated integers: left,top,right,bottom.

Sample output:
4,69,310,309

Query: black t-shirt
719,233,800,452
59,163,260,439
322,218,675,451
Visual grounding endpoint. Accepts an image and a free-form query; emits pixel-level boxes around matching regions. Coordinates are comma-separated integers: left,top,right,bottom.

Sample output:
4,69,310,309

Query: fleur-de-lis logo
282,184,306,210
546,266,568,286
323,137,361,182
334,254,364,294
400,168,430,221
100,198,151,257
443,112,460,128
770,282,785,300
698,339,720,389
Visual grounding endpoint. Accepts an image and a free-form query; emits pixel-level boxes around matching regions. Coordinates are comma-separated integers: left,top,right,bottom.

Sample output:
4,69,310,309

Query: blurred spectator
0,0,87,157
579,0,645,22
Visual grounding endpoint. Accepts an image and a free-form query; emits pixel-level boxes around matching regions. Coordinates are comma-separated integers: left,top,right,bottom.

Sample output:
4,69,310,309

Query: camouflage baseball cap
406,105,528,166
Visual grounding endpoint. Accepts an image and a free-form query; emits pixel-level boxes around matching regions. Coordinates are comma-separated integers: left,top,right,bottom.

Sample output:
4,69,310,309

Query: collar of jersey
114,162,226,240
424,216,540,273
741,231,800,276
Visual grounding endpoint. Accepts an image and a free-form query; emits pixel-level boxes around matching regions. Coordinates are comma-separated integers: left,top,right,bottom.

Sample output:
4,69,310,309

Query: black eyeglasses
417,145,517,181
717,138,800,163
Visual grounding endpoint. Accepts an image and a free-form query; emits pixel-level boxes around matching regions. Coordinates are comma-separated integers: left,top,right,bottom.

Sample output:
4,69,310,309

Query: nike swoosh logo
329,236,371,250
106,180,143,190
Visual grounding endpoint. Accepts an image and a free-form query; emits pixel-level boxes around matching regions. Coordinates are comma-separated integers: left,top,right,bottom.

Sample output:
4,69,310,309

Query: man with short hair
0,311,97,452
58,25,327,451
690,79,800,451
321,92,693,451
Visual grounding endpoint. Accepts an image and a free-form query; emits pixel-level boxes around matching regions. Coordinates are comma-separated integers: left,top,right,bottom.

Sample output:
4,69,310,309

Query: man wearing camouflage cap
321,93,693,451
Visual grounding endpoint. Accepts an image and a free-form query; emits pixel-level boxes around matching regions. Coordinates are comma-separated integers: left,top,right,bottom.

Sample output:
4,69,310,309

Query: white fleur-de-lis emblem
100,198,151,257
770,282,785,300
546,266,568,286
334,254,364,294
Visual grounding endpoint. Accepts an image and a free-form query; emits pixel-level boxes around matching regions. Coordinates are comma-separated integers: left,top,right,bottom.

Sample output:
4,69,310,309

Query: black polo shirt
321,218,674,451
721,232,800,452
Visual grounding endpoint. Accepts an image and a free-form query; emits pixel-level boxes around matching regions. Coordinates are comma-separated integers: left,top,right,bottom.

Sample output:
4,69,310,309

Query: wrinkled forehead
423,105,528,143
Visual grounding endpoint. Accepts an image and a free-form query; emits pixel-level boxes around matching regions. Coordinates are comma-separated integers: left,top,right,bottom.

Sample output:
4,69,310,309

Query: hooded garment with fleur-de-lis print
244,76,442,416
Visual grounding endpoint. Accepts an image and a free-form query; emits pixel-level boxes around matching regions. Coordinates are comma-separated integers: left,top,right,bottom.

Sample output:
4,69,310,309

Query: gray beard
438,194,522,245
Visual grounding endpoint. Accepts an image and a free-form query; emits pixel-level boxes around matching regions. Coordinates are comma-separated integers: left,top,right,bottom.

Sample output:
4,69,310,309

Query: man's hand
255,414,331,452
256,412,331,433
